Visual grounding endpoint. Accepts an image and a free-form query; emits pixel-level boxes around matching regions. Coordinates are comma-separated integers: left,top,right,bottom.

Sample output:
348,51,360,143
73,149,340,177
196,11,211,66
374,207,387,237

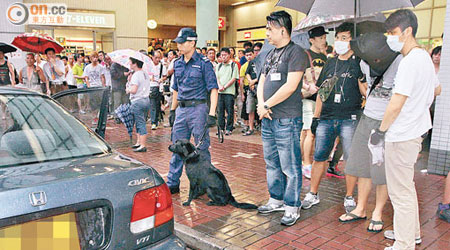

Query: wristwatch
263,104,270,110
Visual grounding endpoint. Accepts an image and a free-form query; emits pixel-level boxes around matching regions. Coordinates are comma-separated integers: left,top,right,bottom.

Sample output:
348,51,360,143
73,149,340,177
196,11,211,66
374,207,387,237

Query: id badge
270,73,281,81
334,93,341,103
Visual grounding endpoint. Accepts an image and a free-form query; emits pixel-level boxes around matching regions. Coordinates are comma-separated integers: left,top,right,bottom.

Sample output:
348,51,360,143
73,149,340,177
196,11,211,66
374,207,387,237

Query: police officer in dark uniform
167,28,219,194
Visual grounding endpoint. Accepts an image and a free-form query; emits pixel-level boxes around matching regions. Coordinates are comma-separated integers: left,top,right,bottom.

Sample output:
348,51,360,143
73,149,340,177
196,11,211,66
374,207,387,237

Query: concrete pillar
428,2,450,175
196,0,218,48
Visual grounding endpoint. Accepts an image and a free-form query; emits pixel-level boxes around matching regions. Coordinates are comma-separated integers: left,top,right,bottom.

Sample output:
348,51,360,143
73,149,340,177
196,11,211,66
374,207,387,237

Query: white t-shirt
386,48,440,142
129,70,151,102
168,59,175,92
83,64,105,87
66,64,75,86
150,63,167,87
43,60,65,84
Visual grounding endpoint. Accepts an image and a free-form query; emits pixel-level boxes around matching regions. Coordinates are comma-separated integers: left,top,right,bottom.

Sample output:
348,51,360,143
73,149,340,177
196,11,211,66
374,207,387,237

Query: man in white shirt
149,50,167,129
83,51,106,88
369,9,441,250
43,48,66,94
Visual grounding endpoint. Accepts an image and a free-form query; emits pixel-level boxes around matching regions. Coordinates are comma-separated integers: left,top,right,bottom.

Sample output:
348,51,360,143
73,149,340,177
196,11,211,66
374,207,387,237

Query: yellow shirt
240,61,249,86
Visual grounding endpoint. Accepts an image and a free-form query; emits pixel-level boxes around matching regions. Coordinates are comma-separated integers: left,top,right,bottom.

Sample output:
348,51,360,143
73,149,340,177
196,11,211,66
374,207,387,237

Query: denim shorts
131,97,150,135
314,119,358,162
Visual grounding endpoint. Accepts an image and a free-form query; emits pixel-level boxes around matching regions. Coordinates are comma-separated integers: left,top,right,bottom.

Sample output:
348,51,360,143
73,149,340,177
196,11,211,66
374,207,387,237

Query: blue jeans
131,98,150,135
167,103,211,187
261,117,303,207
313,119,358,162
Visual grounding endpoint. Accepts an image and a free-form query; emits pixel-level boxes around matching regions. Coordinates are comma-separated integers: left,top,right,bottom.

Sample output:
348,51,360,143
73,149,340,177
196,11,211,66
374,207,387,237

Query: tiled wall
428,2,450,175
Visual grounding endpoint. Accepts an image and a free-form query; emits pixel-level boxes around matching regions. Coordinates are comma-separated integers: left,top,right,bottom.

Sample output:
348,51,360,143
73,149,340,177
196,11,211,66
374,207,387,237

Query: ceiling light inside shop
147,19,157,29
231,2,245,6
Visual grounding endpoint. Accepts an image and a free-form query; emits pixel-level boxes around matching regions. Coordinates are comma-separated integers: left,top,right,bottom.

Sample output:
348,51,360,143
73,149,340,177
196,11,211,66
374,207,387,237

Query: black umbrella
0,43,17,53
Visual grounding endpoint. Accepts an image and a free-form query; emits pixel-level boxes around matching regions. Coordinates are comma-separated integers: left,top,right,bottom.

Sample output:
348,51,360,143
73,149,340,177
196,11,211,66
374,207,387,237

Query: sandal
367,220,384,233
243,130,254,136
338,212,367,223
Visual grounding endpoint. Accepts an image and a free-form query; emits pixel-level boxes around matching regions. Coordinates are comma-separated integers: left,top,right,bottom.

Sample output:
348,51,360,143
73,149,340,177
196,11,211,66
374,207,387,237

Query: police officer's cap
308,26,328,38
173,28,198,43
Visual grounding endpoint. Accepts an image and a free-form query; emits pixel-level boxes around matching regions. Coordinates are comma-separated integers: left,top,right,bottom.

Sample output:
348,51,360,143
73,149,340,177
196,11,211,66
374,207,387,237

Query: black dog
168,139,257,209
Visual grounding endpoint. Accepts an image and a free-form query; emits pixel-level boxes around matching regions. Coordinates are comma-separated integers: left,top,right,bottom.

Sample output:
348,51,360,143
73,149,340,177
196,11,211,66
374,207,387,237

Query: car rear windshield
0,94,110,167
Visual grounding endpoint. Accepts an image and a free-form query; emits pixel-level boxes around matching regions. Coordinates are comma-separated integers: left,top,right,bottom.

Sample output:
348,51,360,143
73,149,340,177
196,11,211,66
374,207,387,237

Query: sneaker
326,164,345,179
225,130,232,136
384,247,396,250
383,230,422,245
80,110,86,114
241,126,249,133
302,165,312,179
258,199,285,214
437,203,450,223
302,192,320,209
280,206,301,226
344,196,357,213
151,124,157,130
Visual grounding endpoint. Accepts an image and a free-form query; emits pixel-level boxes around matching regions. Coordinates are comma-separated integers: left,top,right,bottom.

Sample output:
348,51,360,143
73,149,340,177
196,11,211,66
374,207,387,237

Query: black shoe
133,146,147,152
169,186,180,194
326,165,345,179
131,144,140,149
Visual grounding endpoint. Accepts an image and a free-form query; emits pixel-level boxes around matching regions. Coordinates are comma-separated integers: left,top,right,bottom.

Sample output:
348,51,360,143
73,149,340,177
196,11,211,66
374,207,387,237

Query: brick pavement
105,121,450,250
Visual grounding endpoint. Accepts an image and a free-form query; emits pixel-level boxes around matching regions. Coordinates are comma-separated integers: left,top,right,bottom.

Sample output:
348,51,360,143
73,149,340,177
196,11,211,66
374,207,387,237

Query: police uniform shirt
172,51,218,101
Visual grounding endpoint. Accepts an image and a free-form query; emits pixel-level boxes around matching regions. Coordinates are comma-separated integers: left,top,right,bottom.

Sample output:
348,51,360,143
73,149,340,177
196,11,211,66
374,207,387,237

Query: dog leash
195,123,224,149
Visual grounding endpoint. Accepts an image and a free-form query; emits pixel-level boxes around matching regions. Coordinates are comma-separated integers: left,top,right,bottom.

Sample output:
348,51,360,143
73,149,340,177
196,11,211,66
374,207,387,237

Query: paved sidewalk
105,121,450,250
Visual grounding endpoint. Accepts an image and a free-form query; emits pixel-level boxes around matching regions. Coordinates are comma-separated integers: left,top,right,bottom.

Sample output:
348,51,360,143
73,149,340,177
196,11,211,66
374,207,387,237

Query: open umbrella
12,33,64,54
115,103,134,139
0,43,17,53
277,0,425,34
294,12,386,33
276,0,425,16
108,49,154,77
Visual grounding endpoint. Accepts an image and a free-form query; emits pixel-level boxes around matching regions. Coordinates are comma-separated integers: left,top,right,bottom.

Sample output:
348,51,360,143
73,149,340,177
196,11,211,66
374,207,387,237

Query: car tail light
130,184,173,234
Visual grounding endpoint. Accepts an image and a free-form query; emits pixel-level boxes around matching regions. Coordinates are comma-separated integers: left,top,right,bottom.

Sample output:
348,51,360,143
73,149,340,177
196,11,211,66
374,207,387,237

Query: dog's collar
186,150,200,160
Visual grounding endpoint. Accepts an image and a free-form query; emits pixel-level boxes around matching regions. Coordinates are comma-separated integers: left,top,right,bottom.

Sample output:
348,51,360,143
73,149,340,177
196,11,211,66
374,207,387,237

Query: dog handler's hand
207,115,217,127
169,110,176,127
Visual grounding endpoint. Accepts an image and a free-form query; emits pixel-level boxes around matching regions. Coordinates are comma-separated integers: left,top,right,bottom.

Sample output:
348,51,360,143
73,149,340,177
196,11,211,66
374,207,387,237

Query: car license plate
0,212,80,250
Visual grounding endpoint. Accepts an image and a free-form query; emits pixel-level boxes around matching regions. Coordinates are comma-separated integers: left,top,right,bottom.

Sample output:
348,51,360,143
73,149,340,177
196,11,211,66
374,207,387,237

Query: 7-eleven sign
218,17,226,30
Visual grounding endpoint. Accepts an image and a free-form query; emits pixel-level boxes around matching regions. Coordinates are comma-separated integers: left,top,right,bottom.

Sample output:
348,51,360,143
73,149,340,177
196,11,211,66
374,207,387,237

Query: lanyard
265,44,289,74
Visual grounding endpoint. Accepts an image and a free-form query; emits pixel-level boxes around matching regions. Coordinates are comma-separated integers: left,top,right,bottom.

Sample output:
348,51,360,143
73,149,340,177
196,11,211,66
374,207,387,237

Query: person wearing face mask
338,32,402,234
368,10,441,250
302,22,366,212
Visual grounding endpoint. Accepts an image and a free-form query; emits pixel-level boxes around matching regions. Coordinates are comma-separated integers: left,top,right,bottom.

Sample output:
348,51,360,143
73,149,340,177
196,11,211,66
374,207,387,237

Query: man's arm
8,62,15,86
257,74,266,104
314,94,323,118
101,74,106,87
379,93,408,132
435,85,442,96
264,71,303,108
18,69,23,84
53,60,64,76
171,90,179,110
36,67,47,84
209,88,218,116
358,79,368,97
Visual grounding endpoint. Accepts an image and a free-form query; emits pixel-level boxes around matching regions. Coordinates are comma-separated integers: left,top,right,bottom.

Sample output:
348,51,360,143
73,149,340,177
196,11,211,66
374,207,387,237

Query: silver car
0,87,185,249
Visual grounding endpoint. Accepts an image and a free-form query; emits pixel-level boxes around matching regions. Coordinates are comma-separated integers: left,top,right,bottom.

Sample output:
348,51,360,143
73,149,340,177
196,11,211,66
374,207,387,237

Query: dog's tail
229,196,258,209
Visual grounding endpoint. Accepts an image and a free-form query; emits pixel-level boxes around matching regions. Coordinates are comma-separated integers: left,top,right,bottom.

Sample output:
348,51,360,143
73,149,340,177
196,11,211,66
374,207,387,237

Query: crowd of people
0,7,448,250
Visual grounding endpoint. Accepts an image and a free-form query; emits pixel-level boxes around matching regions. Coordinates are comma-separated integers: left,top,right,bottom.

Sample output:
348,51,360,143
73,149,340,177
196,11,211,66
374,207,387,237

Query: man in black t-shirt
301,26,328,180
256,11,308,226
302,22,367,212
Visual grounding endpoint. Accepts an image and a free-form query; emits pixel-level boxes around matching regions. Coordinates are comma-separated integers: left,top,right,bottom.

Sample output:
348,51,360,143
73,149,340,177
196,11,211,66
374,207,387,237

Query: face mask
334,41,350,55
386,35,404,52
